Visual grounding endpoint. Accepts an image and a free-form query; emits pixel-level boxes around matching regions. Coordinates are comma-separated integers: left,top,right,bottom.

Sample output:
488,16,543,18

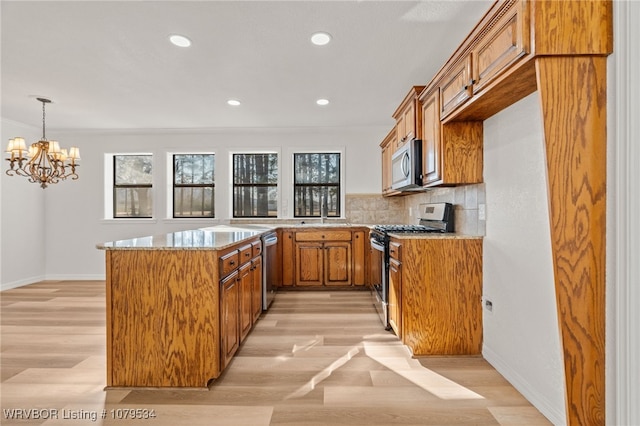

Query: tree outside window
173,154,215,218
113,155,153,218
233,153,278,218
293,153,340,217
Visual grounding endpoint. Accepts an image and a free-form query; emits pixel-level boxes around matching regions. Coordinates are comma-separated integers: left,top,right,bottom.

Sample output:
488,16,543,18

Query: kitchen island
97,226,272,388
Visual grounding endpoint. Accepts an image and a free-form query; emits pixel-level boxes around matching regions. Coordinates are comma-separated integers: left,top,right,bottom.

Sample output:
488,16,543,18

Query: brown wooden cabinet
295,230,352,287
220,270,240,370
281,231,295,286
471,0,529,96
238,262,253,342
420,87,442,186
388,240,402,337
251,255,263,323
278,227,368,289
352,230,367,286
380,127,398,196
395,237,483,355
440,56,473,120
393,86,425,147
418,87,483,187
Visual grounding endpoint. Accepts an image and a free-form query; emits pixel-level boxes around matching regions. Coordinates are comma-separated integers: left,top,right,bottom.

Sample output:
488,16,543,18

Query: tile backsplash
345,183,485,236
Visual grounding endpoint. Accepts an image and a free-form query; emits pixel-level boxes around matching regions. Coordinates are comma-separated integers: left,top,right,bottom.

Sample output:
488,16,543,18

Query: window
293,152,340,217
113,154,153,218
173,154,215,218
233,153,278,217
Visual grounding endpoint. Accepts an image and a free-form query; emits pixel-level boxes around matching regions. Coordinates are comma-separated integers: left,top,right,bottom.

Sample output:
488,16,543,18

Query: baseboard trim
482,345,565,425
1,275,105,291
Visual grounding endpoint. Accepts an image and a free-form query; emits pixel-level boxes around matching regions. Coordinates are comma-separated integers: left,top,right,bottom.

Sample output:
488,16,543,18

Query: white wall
1,120,46,290
482,92,566,424
10,126,385,281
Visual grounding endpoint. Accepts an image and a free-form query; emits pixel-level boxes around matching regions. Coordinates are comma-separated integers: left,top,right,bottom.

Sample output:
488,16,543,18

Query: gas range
371,202,454,243
369,202,454,331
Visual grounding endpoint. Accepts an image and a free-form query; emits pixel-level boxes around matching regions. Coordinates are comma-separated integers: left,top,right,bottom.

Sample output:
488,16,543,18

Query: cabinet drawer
239,244,253,265
295,230,352,242
252,240,262,258
389,241,402,261
219,250,239,277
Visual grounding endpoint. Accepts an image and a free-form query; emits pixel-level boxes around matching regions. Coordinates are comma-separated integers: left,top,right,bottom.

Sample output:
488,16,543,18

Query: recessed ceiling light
311,32,332,46
316,99,330,106
227,99,241,106
169,34,191,47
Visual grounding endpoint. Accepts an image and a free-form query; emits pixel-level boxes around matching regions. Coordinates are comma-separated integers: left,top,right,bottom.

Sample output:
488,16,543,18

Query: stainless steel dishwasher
261,231,278,310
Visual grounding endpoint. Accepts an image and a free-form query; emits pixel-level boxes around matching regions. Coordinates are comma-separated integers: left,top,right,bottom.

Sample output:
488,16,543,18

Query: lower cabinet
280,227,368,288
388,241,402,337
220,241,264,370
220,270,240,370
394,237,483,355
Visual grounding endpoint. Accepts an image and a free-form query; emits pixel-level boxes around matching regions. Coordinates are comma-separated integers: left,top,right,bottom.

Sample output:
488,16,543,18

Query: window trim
231,151,280,219
292,151,343,218
172,153,216,219
111,153,154,219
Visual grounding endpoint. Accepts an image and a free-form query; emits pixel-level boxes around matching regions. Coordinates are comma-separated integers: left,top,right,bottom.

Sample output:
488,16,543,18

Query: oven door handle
370,239,385,252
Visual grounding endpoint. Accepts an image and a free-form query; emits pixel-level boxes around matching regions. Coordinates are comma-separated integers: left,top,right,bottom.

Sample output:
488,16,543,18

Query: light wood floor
1,281,551,425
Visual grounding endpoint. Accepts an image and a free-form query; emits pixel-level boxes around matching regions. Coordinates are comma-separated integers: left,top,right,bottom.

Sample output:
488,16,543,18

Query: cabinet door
388,257,402,337
421,88,442,186
296,242,324,286
220,271,239,370
440,55,472,119
352,231,366,286
251,256,263,324
472,0,528,95
238,263,252,341
402,101,416,142
281,231,294,286
381,127,397,196
324,242,352,286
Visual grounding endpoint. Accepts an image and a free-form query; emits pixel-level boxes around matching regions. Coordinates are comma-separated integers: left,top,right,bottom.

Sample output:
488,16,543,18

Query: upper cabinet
420,88,441,186
439,56,473,120
440,0,529,120
393,86,425,148
471,0,529,96
380,127,400,196
420,86,483,188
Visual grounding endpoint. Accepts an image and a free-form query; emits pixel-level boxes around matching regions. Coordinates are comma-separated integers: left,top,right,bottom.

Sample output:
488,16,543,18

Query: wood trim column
535,56,607,425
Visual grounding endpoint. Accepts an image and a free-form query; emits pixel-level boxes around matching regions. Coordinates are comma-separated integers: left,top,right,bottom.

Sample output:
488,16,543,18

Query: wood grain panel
107,250,219,387
441,121,483,184
400,239,482,355
532,0,613,56
295,230,352,242
472,0,528,95
281,231,295,286
296,243,323,286
352,230,366,286
536,55,606,426
325,242,352,286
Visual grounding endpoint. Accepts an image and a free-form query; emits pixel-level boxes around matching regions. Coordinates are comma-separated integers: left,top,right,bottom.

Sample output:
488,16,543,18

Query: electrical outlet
409,207,413,217
485,299,493,312
478,203,486,221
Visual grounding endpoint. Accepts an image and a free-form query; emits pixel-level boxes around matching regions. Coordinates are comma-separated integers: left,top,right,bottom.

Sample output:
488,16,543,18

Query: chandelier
5,98,80,189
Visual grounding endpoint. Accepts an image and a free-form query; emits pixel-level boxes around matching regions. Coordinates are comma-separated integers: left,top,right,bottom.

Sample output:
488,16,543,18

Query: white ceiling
1,0,492,132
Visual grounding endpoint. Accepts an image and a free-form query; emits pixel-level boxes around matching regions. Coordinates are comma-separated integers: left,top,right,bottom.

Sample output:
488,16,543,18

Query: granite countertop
387,232,483,240
96,225,275,251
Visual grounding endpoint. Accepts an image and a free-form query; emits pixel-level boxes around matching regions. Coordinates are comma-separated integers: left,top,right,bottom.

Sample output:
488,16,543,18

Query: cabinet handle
464,79,476,90
245,252,250,257
229,260,235,266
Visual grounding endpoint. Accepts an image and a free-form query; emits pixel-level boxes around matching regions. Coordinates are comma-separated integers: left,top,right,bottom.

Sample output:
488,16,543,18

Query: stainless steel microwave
391,139,422,191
